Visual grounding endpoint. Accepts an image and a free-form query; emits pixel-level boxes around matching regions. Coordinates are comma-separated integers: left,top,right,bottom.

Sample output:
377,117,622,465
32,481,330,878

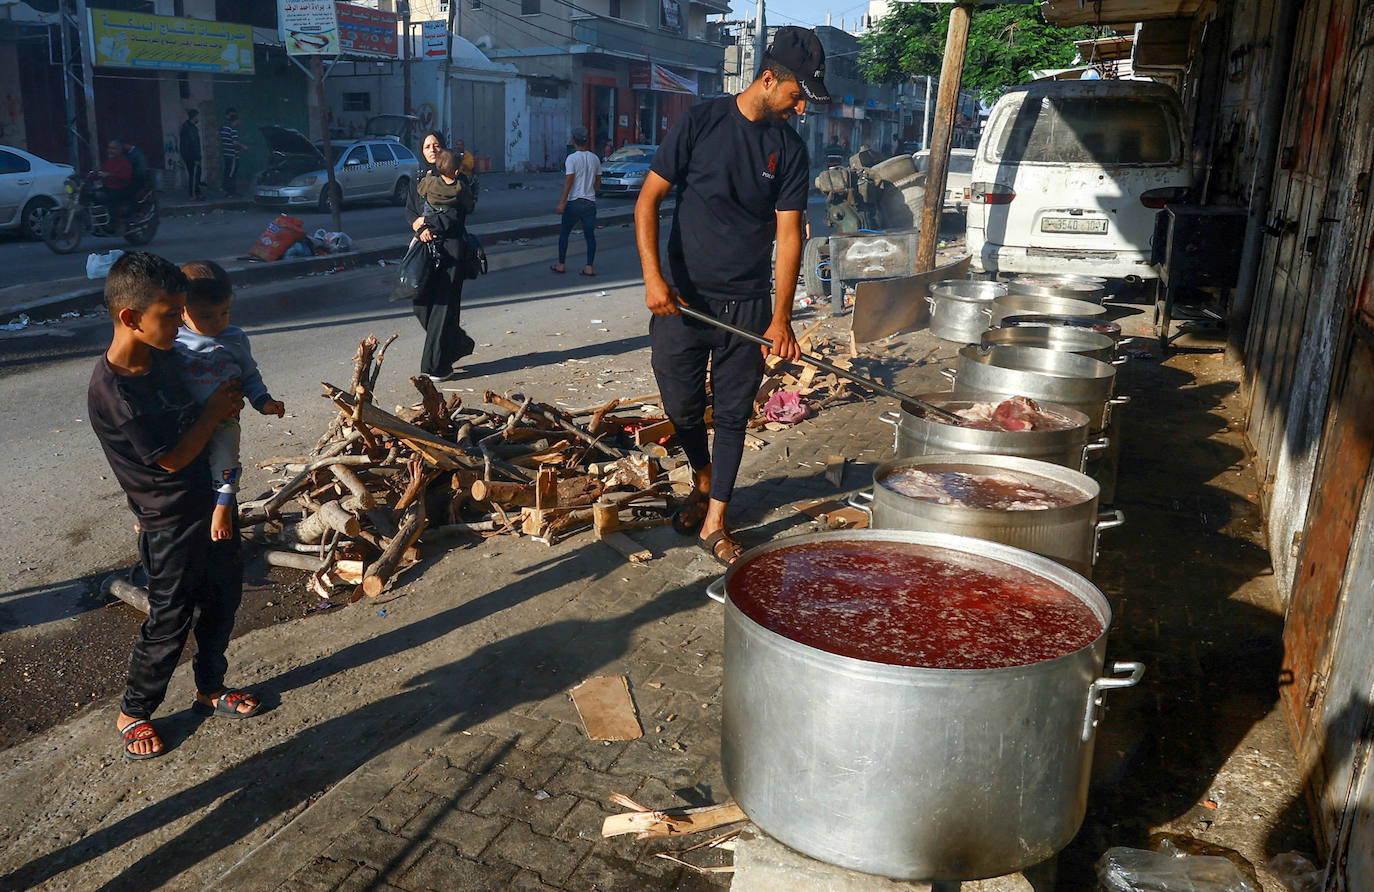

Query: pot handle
1104,394,1130,428
1107,394,1132,407
925,295,936,307
1082,435,1110,469
846,490,874,520
980,307,995,321
1110,355,1129,367
879,411,901,426
706,578,726,605
1093,508,1126,563
941,367,958,383
1116,337,1137,349
1081,661,1145,742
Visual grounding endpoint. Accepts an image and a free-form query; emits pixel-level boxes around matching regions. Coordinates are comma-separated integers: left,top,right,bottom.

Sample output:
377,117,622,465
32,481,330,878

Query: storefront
628,62,697,146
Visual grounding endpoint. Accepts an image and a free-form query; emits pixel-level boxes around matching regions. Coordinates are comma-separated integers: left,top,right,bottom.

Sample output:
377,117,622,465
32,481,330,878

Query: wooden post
915,3,974,274
311,54,343,234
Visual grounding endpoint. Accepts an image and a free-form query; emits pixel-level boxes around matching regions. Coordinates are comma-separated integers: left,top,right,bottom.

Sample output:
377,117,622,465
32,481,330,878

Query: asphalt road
0,171,589,290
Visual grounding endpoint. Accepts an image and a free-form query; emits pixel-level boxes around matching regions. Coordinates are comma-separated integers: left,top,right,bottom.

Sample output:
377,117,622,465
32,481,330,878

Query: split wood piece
634,418,676,447
410,374,451,435
795,319,825,352
535,467,558,509
491,391,628,460
565,392,661,416
744,433,766,450
825,454,847,487
569,676,642,741
420,520,501,539
650,852,735,875
587,398,620,435
470,476,602,510
240,454,375,526
599,531,652,563
793,496,871,531
601,799,748,840
366,333,400,392
265,551,325,573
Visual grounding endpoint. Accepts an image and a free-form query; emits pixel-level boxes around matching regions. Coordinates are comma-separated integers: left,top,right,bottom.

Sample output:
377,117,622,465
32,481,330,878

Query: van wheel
391,177,409,207
319,184,342,214
802,236,831,298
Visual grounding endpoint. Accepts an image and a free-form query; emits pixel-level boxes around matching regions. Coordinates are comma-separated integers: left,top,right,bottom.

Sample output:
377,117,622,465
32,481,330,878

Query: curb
2,204,642,323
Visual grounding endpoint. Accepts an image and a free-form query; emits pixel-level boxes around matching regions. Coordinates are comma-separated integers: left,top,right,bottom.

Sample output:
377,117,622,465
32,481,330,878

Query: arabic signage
87,9,253,73
421,20,448,59
630,62,698,95
337,3,399,58
279,0,339,56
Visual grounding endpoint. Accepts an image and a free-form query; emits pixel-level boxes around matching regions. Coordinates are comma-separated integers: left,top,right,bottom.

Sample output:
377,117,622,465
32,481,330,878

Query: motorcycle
42,170,159,255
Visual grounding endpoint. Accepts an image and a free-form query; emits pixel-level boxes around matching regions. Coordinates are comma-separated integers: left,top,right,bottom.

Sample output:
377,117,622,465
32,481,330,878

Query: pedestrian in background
179,109,204,200
552,126,600,277
219,108,244,197
406,145,475,380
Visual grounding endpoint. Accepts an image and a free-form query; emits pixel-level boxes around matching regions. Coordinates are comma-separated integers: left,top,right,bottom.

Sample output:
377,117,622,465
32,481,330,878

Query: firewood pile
240,328,864,602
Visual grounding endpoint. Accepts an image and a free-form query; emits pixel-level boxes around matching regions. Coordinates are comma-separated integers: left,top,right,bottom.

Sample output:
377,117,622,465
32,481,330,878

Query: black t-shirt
651,96,810,303
88,350,212,530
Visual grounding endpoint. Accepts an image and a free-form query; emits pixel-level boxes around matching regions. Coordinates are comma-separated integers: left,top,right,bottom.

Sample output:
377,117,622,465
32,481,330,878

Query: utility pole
921,75,932,150
441,0,458,141
400,0,412,117
312,54,343,234
753,0,766,77
915,4,973,273
75,0,100,167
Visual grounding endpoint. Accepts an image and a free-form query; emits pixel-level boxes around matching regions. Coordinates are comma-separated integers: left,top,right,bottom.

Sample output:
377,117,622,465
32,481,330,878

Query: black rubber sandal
193,689,262,719
699,529,744,567
119,719,166,761
672,494,709,536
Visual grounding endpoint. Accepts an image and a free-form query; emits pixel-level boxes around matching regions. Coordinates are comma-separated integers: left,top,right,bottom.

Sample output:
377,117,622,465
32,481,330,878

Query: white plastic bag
1097,841,1258,892
312,228,353,252
86,249,124,279
1266,853,1323,892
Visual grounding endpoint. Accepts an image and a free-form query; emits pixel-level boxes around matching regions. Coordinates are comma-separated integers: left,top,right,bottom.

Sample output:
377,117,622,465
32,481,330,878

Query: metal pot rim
993,294,1108,317
873,453,1099,514
960,344,1117,382
898,393,1092,435
982,327,1116,350
719,529,1110,676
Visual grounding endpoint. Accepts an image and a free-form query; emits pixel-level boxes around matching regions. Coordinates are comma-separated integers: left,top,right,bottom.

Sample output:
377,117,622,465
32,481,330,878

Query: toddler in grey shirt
174,260,285,540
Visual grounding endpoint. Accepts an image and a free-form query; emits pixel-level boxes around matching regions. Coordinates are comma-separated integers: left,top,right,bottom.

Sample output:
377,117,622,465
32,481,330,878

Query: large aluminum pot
880,392,1104,472
926,280,1006,343
949,345,1124,431
981,325,1121,364
1000,314,1125,344
707,530,1144,881
852,453,1125,577
994,293,1107,322
1008,274,1109,304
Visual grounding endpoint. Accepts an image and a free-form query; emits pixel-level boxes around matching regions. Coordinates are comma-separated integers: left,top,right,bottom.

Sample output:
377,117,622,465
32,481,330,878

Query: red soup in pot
728,540,1103,670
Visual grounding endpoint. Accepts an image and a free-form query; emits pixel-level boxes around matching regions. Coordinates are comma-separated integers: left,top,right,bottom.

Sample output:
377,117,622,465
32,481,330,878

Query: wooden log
600,531,652,563
296,500,361,543
601,801,748,839
325,385,476,465
265,551,325,572
102,574,150,614
240,454,374,526
362,499,426,597
587,398,620,435
410,374,451,433
330,464,376,511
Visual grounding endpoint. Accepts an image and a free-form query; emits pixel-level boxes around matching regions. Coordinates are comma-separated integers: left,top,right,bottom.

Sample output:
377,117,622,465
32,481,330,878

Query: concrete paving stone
531,720,629,771
324,816,432,876
553,796,615,844
515,690,582,726
507,868,562,891
485,744,568,788
400,754,495,809
566,852,682,891
369,787,437,835
471,775,579,835
462,711,558,750
646,663,725,699
396,839,519,891
277,855,361,892
609,739,708,786
429,730,502,772
483,819,593,886
400,797,507,858
543,758,644,804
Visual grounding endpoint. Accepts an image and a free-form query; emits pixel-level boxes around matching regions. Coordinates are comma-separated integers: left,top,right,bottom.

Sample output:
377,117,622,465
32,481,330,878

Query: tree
859,4,1097,102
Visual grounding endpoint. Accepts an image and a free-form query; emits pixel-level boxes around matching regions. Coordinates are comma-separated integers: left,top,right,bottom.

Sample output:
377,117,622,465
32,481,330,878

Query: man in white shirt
552,126,602,276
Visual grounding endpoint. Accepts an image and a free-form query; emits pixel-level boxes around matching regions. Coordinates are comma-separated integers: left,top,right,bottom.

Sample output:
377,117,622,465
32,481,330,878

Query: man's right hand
645,276,685,315
206,381,244,421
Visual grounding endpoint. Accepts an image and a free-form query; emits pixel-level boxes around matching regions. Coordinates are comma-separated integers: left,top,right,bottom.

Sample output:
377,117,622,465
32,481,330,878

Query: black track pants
650,298,770,504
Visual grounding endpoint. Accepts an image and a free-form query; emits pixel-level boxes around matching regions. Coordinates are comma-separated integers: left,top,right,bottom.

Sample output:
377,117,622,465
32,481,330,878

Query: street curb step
0,204,641,323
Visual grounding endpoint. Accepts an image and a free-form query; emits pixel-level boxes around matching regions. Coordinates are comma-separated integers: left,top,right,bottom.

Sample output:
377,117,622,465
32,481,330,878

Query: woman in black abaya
405,133,475,380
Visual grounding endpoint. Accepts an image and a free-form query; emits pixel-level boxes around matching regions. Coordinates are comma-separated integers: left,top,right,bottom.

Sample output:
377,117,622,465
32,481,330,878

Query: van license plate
1042,217,1107,234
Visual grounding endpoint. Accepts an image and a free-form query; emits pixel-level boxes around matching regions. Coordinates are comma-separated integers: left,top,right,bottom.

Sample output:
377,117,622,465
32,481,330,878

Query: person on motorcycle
99,141,135,219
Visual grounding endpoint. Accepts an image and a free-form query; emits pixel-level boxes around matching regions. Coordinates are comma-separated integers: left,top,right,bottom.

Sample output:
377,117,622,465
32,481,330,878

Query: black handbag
461,231,487,280
391,238,441,301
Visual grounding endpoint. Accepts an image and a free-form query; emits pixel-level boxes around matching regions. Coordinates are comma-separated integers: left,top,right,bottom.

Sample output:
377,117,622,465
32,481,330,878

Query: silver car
597,145,656,196
253,126,417,213
913,148,975,213
0,146,74,239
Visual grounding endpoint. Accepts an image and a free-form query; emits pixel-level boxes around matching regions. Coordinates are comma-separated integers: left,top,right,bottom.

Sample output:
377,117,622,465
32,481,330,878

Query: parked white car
914,147,975,212
966,80,1191,281
0,146,74,240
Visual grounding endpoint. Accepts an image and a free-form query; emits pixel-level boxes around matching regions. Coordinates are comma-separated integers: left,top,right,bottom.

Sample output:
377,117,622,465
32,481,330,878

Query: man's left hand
556,201,565,214
762,318,800,361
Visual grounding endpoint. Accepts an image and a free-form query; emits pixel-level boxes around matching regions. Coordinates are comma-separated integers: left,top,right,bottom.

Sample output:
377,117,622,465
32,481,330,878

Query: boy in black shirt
635,26,829,565
88,251,260,760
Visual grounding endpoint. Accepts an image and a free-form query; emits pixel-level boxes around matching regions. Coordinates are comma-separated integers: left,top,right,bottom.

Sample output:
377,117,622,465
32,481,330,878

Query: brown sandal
699,529,744,566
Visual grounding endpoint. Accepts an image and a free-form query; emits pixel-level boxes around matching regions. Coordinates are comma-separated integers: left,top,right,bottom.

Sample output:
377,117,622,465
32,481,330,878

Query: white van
966,80,1191,282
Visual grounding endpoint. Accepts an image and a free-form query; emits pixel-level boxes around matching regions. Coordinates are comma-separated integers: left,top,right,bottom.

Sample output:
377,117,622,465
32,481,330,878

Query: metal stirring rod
675,305,965,425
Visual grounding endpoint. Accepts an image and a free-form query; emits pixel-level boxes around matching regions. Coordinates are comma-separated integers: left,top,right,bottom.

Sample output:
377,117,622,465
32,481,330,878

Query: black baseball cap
764,26,831,104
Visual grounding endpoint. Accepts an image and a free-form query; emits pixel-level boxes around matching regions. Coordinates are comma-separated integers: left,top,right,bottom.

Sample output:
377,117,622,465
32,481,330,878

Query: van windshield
914,153,974,175
989,96,1179,165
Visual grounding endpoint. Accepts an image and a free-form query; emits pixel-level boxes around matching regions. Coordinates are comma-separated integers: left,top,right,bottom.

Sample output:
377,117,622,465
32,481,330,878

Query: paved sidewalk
0,301,1313,890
